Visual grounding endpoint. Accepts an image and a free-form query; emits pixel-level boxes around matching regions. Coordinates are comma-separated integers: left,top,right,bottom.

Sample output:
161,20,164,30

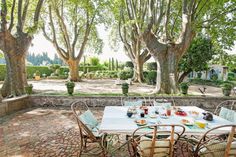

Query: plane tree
43,0,104,81
116,2,151,82
0,0,44,97
122,0,236,94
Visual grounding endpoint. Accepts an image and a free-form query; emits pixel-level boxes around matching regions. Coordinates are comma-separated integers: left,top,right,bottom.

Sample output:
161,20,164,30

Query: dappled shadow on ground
0,107,192,157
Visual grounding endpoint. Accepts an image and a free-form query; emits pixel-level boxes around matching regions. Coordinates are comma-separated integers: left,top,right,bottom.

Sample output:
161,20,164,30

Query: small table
99,106,233,136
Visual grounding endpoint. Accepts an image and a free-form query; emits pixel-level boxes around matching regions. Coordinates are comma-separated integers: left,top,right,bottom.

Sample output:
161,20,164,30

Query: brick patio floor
0,107,192,157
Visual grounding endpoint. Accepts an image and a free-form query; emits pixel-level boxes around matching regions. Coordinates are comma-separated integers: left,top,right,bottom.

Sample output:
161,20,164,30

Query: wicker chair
194,125,236,157
129,124,185,157
214,100,236,123
71,101,107,156
214,100,236,115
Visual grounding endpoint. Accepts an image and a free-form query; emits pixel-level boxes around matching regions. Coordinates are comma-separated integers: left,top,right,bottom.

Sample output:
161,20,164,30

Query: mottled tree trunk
133,57,144,82
0,32,31,97
67,59,79,82
152,49,180,94
2,52,27,97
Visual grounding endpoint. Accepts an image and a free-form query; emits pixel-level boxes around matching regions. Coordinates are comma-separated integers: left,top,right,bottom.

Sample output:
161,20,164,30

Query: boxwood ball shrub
125,61,134,68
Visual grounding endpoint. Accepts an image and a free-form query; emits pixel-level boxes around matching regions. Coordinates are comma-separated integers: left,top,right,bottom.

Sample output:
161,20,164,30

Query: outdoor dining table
99,106,234,136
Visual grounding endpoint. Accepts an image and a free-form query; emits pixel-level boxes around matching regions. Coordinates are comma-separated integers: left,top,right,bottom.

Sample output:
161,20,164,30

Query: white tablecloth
99,106,233,135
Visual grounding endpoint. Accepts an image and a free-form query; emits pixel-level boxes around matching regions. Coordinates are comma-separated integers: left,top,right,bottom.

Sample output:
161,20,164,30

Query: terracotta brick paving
0,107,192,157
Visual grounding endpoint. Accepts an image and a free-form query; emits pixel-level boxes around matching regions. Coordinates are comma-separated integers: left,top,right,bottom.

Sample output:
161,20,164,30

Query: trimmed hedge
27,66,53,78
0,64,53,80
145,70,157,85
119,69,134,80
0,64,104,81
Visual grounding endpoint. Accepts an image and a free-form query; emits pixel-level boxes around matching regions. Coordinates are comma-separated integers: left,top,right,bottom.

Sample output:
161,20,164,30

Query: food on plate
181,119,194,126
195,120,207,128
175,108,187,116
189,111,199,119
135,119,147,125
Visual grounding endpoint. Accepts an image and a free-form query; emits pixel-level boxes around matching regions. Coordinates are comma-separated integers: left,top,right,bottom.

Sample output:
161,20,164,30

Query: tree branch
76,9,95,61
0,0,7,31
54,7,72,57
17,0,23,33
164,0,171,40
34,0,44,26
47,6,68,61
8,0,16,31
21,0,29,27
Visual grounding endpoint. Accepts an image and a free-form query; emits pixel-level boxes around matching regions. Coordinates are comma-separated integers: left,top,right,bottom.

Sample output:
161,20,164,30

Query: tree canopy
178,36,214,82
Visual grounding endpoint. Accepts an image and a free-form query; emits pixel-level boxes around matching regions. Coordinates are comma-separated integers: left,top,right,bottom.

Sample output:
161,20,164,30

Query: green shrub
125,61,134,68
221,82,233,90
179,82,189,95
145,71,157,85
147,62,157,71
227,72,235,81
119,69,133,80
89,57,100,66
35,70,40,76
27,66,53,79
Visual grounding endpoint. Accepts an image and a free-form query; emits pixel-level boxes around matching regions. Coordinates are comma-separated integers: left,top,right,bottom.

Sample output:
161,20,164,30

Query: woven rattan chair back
71,101,97,141
214,100,236,115
130,124,185,157
194,125,236,157
71,101,107,156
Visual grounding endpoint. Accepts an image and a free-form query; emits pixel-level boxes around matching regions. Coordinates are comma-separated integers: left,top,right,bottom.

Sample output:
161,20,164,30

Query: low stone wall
0,95,31,117
1,95,235,117
30,96,236,112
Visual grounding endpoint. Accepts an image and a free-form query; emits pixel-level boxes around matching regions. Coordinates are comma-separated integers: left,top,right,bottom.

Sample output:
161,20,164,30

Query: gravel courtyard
26,79,227,97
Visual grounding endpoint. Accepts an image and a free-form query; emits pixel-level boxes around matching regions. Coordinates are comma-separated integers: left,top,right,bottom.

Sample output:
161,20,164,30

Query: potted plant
65,81,75,95
35,70,41,80
221,83,233,96
25,84,33,95
179,82,189,95
122,83,129,96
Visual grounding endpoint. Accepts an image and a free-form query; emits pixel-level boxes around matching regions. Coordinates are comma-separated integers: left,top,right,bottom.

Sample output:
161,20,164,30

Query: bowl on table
127,112,133,118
